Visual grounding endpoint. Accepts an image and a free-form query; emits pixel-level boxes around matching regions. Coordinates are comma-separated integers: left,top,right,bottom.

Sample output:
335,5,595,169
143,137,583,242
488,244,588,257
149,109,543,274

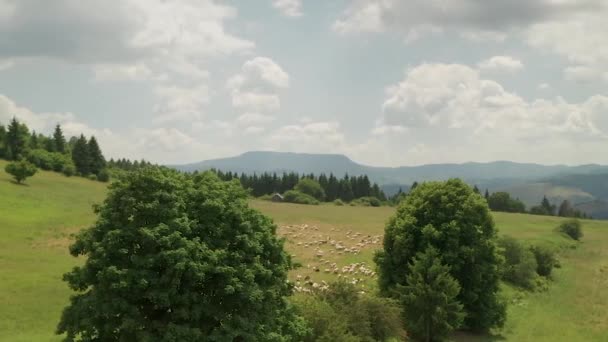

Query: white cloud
563,65,601,83
379,63,608,141
266,121,346,152
538,83,551,90
228,57,289,113
152,85,210,123
479,56,524,72
93,63,153,82
236,112,275,125
272,0,303,17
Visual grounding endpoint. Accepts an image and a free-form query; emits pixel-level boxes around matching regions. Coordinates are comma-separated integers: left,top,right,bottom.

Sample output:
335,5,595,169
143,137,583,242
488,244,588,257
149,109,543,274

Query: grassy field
1,161,607,341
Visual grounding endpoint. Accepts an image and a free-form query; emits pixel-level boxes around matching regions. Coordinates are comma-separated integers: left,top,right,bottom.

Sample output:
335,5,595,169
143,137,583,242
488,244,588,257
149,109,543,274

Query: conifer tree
53,124,67,154
87,136,106,175
71,134,91,175
6,118,29,160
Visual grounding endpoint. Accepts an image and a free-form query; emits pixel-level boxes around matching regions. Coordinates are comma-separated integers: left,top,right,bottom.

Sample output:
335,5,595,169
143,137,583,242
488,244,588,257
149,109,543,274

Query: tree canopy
375,179,506,332
5,160,37,184
57,168,305,341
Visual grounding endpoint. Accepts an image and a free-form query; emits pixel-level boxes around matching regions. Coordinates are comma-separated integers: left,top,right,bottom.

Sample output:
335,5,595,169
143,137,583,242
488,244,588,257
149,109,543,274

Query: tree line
0,117,109,181
211,169,388,202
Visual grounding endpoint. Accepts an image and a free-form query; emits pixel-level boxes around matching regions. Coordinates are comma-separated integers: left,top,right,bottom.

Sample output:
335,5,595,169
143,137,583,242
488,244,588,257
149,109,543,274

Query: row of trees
482,189,589,218
212,169,387,202
0,118,108,180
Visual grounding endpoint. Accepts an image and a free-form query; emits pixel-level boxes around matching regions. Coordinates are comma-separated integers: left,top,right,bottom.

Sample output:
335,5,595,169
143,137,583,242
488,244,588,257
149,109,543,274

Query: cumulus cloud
227,57,289,113
379,63,608,141
272,0,303,17
478,56,524,72
266,121,346,152
563,65,602,83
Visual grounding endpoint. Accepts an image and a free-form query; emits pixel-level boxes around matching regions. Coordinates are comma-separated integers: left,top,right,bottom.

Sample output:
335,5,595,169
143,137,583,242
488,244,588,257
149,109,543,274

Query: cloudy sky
0,0,607,166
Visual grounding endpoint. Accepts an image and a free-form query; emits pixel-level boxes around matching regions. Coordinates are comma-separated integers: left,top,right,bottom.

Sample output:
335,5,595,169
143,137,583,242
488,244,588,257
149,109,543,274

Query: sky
0,0,607,167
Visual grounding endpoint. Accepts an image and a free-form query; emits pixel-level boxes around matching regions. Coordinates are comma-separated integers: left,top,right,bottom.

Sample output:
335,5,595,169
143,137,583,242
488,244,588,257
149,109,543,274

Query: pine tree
399,247,464,342
87,136,106,175
71,134,91,175
53,124,67,154
0,124,7,158
29,131,39,149
6,118,29,160
473,185,480,194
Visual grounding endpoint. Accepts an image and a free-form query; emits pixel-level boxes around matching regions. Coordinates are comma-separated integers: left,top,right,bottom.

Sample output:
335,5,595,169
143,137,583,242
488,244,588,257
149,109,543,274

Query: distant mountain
173,151,608,187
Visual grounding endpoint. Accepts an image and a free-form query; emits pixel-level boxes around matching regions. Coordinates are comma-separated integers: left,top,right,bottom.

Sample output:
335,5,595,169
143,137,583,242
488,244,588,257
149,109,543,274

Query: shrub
529,245,557,277
498,236,538,289
283,190,320,205
559,219,583,241
87,174,97,181
333,199,345,206
350,196,382,207
62,163,76,177
96,169,110,182
294,281,405,342
295,178,326,201
26,149,71,172
5,160,38,184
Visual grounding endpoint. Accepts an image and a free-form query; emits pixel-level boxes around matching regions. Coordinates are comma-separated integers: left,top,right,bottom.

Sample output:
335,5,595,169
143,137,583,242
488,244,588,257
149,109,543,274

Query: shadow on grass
452,330,505,342
8,179,29,186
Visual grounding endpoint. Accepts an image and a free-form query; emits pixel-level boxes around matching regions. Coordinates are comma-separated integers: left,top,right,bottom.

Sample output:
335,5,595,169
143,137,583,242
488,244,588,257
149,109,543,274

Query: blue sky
0,0,607,166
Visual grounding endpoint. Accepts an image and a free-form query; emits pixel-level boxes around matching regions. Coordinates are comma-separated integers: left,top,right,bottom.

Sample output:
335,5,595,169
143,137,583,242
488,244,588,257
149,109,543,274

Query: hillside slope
0,160,107,342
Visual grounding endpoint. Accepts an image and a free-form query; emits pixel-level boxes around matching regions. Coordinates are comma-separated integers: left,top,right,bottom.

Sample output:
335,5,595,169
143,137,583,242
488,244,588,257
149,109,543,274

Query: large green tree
57,168,305,341
87,136,106,175
375,179,506,331
398,247,464,342
294,178,326,201
5,160,37,184
53,124,67,153
71,134,90,175
6,118,29,160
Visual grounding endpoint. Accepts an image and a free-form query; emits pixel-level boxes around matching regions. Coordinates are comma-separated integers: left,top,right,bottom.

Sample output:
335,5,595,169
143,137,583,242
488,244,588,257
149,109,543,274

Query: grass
0,163,606,341
0,160,107,342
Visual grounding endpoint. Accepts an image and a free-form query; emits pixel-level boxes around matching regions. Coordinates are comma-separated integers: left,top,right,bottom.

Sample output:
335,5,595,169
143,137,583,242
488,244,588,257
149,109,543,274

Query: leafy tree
487,192,526,213
294,178,325,201
53,124,67,154
5,160,37,184
529,245,556,277
398,247,464,342
6,118,29,160
71,134,90,175
375,179,506,331
57,168,305,341
87,136,106,175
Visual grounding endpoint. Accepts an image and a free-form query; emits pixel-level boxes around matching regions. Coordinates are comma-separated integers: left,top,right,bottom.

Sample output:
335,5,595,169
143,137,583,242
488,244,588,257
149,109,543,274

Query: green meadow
1,161,607,341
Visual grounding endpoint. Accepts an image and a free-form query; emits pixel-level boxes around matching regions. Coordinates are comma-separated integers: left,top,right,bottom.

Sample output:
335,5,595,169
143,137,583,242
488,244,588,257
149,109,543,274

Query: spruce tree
0,124,6,158
6,118,29,160
53,124,67,154
399,247,464,342
87,136,106,175
71,134,91,175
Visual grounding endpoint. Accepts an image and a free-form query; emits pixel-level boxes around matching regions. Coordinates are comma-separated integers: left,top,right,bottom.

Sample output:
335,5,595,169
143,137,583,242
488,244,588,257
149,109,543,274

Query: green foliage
71,135,90,176
559,219,583,241
488,192,526,213
529,245,557,277
87,136,106,175
333,199,345,206
375,179,506,331
283,190,320,205
57,168,304,341
53,125,67,154
294,281,404,342
62,163,76,177
5,160,38,184
497,236,538,289
398,247,464,342
6,118,29,160
350,196,381,207
530,196,557,216
95,168,110,182
295,178,326,201
26,149,72,172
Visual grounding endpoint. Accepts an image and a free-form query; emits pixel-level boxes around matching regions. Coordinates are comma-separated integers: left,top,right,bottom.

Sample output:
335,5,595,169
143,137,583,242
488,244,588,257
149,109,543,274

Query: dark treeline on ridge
210,168,388,202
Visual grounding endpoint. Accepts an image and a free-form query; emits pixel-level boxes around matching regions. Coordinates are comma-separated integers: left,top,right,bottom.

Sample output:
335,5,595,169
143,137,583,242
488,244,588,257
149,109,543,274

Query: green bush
295,178,326,201
529,245,557,277
559,219,583,241
350,196,382,207
498,236,538,289
96,169,110,182
294,281,405,342
87,174,97,181
26,149,71,172
333,199,345,206
62,163,76,177
283,190,320,205
5,160,38,184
